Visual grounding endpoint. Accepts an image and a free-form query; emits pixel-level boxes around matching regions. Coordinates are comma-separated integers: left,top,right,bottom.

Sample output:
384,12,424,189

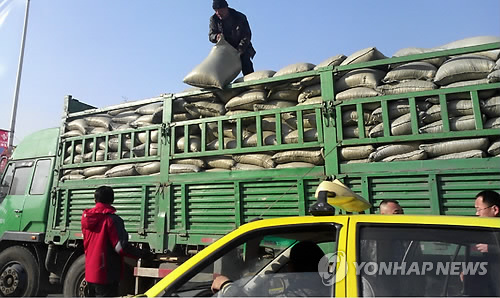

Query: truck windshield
358,224,500,297
0,163,14,200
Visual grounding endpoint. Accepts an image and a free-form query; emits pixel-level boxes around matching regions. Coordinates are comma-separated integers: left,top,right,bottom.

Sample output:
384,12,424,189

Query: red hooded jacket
81,202,138,284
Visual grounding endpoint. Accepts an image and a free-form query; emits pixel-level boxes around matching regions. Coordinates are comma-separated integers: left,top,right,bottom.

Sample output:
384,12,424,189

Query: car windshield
162,224,338,297
358,224,500,297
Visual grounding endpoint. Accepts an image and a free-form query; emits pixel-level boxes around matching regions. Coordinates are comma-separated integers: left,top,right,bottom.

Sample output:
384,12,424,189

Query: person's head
213,0,230,20
94,186,114,204
288,241,325,272
475,190,500,217
379,199,404,215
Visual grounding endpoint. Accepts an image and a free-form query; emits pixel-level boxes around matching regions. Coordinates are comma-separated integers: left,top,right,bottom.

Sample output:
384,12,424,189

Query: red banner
0,129,8,154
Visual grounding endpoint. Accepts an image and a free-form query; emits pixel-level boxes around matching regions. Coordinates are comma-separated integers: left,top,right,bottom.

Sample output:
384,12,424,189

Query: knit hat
212,0,228,9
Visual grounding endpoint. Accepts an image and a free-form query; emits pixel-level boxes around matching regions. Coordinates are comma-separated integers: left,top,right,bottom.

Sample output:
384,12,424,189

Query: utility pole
8,0,30,153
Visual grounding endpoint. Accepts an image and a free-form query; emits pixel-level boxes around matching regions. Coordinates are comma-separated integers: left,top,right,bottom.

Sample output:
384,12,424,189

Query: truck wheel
0,246,40,297
63,254,90,297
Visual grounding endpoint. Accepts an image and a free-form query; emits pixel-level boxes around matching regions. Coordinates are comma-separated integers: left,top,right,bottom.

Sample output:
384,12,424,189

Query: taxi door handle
14,209,23,213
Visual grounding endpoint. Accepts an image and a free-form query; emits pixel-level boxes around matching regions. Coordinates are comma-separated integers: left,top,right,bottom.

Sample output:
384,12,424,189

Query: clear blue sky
0,0,499,145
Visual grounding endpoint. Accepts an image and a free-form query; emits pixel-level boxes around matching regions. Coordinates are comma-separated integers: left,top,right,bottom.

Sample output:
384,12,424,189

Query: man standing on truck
81,186,149,296
379,199,404,214
209,0,256,75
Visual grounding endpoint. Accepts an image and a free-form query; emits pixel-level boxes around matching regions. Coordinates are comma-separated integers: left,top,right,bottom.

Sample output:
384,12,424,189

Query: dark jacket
209,8,256,58
81,202,140,284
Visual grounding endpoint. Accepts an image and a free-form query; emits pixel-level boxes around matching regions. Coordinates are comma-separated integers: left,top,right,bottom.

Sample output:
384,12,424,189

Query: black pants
240,51,254,75
88,282,119,297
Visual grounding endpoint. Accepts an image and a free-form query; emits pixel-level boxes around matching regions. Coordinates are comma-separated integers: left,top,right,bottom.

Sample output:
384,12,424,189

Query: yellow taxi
143,180,500,297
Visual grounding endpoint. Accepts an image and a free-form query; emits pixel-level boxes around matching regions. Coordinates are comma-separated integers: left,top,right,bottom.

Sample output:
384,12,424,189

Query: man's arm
107,215,149,259
209,16,220,44
236,14,252,54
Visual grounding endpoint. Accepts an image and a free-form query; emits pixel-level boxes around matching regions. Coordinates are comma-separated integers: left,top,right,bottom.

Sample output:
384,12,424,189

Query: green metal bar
428,174,442,215
361,176,372,214
104,135,109,161
319,67,335,102
235,119,242,149
315,108,324,142
408,97,420,135
381,100,390,137
183,125,189,153
200,122,206,153
256,114,263,147
439,94,450,132
92,136,97,162
61,190,70,231
139,185,147,235
275,112,283,145
335,105,344,141
181,183,188,234
234,181,242,227
297,109,304,143
297,179,306,216
470,90,484,130
356,103,367,139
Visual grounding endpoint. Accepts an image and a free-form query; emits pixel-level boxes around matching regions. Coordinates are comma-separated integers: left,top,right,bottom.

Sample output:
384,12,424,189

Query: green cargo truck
0,42,499,297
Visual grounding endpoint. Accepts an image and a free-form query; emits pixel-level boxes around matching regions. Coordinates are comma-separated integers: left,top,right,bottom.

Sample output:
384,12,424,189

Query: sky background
0,0,499,145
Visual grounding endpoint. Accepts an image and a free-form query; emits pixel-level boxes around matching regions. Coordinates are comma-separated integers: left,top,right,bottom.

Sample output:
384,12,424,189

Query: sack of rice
432,150,485,160
60,174,85,182
108,106,135,116
314,54,347,69
205,156,235,169
340,47,387,66
298,84,322,103
215,89,244,104
369,113,414,137
377,80,437,95
382,62,437,83
138,130,159,143
233,153,276,168
83,166,111,177
173,98,188,113
107,151,130,160
434,55,495,86
244,131,277,146
254,100,296,111
422,99,476,123
284,128,318,144
235,70,276,83
132,143,159,157
370,100,413,123
272,149,324,165
482,96,500,117
136,161,161,175
276,162,316,169
335,87,381,101
129,115,155,128
174,158,206,168
85,115,111,129
61,130,84,138
439,79,496,100
183,37,241,89
297,96,323,106
206,137,237,150
335,68,386,92
380,149,427,162
488,69,500,83
285,114,318,129
67,119,87,134
111,111,140,124
340,145,374,161
184,101,226,118
267,89,301,102
225,90,267,110
273,62,315,77
86,175,107,180
369,142,421,162
434,36,500,60
169,163,202,174
487,139,500,156
485,117,500,129
419,115,483,134
419,137,489,157
173,113,194,122
342,110,371,126
343,125,372,138
88,127,109,134
341,159,370,164
231,163,265,171
176,136,201,152
391,47,447,68
135,102,163,115
105,164,137,178
109,137,133,151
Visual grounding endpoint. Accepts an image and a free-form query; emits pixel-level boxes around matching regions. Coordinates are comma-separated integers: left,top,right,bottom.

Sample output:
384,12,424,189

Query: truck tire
63,254,90,297
0,246,40,297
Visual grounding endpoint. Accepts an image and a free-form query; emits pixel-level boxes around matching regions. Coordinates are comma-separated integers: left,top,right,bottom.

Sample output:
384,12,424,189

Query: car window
163,224,339,297
29,159,51,195
8,164,32,196
358,224,500,297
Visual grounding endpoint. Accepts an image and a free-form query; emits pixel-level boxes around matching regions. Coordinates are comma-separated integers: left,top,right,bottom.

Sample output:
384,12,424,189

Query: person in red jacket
81,185,147,296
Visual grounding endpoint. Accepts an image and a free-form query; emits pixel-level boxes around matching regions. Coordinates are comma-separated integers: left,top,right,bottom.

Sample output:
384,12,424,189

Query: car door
0,160,34,234
145,216,350,297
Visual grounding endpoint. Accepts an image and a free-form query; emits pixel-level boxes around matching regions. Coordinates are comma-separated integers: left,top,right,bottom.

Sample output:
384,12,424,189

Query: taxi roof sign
314,179,371,213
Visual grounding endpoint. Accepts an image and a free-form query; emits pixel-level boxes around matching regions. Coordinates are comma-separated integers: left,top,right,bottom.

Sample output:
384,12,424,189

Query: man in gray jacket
209,0,256,75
